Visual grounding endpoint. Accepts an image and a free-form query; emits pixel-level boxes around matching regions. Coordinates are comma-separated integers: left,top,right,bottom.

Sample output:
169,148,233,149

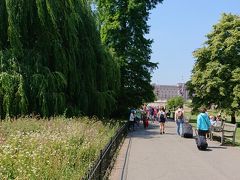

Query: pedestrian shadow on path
208,146,227,149
129,129,161,139
129,122,179,139
197,147,226,151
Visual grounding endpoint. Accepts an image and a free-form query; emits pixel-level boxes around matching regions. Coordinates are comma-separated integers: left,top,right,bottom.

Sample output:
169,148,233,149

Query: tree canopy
94,0,163,115
166,96,184,110
0,0,120,118
187,13,240,123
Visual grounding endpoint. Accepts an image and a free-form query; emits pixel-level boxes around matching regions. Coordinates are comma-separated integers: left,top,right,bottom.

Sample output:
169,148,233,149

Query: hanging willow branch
0,0,120,119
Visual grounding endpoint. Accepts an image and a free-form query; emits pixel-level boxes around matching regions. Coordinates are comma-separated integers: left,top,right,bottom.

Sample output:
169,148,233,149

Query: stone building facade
153,83,189,101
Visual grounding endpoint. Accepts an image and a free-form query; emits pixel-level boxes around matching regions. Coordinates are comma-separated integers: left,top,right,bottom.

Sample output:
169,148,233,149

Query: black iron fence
83,122,128,180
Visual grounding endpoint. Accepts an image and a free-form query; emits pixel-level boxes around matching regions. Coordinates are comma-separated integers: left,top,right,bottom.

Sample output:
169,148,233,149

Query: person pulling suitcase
195,107,211,150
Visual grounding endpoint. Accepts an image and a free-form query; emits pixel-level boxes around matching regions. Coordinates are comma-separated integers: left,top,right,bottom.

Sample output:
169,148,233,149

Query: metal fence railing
83,123,128,180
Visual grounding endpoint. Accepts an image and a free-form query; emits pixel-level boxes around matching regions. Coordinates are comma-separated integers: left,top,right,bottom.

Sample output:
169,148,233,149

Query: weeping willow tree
0,0,120,119
93,0,162,117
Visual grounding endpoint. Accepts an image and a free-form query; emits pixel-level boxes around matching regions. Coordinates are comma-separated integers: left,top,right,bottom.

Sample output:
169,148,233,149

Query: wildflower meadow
0,116,119,179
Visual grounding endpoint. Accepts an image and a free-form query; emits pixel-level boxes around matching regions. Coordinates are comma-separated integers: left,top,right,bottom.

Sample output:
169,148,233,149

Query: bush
166,96,185,110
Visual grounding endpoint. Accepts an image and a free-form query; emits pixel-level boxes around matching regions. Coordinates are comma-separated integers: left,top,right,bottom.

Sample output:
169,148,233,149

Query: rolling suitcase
196,135,208,150
182,122,193,138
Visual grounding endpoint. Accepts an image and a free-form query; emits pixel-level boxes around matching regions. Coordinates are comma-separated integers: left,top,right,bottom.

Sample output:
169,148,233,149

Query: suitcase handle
195,129,198,136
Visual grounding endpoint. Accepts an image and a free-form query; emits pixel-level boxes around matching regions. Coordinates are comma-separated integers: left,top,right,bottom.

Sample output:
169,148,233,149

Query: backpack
177,111,183,119
160,113,165,120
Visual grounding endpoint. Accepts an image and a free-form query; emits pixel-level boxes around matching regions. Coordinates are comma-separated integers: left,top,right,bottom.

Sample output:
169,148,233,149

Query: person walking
135,108,142,127
158,106,167,134
197,107,211,137
142,111,148,129
129,110,135,131
175,106,184,136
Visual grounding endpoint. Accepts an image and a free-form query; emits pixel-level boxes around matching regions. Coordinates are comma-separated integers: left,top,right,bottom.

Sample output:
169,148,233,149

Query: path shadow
209,137,237,147
147,123,160,129
128,123,164,139
129,129,162,139
203,149,213,151
208,146,227,149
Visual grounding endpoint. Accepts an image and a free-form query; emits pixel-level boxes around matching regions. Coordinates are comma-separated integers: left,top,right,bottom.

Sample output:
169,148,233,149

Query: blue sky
148,0,240,85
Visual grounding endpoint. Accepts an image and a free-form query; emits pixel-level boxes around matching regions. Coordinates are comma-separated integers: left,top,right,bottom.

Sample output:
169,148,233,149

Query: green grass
0,116,120,179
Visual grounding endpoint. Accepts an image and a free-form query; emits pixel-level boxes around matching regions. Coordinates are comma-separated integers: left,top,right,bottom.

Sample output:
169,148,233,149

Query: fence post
84,123,128,180
99,150,103,180
87,167,91,180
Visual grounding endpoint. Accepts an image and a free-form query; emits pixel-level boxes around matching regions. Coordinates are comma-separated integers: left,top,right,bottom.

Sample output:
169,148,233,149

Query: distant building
153,83,189,101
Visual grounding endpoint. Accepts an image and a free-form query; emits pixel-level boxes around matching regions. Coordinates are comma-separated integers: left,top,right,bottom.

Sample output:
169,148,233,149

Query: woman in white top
129,110,135,131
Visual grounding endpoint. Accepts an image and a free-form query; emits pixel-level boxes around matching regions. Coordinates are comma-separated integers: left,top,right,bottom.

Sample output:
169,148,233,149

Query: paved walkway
109,120,240,180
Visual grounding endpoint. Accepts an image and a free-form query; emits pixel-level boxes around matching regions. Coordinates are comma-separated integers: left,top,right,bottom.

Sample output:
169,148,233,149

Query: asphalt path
109,120,240,180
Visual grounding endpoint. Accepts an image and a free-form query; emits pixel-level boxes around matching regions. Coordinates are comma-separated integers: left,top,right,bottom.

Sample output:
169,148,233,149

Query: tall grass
0,117,120,179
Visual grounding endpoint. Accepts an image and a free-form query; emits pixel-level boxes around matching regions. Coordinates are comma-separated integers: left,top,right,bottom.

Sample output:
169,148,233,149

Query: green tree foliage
166,96,184,110
187,13,240,123
0,0,120,118
93,0,163,116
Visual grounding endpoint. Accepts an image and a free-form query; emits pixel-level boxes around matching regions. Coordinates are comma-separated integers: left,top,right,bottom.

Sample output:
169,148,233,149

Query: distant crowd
128,104,169,134
128,104,225,139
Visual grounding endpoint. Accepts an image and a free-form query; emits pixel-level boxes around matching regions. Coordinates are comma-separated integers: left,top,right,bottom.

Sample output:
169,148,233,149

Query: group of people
197,107,227,139
129,104,223,138
128,105,167,134
209,114,223,128
129,104,186,135
175,106,222,137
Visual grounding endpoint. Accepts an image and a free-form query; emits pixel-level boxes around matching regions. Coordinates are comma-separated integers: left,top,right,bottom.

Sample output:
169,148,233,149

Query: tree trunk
231,111,236,124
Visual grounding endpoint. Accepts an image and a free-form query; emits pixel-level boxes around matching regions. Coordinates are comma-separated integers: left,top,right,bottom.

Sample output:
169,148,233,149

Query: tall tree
0,0,120,118
187,13,240,123
94,0,163,116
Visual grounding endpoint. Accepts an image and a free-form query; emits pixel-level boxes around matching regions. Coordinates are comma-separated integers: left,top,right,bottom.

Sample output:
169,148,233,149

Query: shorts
159,118,166,123
198,129,209,136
